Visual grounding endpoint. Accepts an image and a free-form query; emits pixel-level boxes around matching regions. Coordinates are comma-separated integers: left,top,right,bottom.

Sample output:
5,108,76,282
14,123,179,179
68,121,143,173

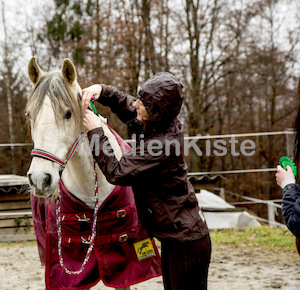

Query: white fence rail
1,130,294,228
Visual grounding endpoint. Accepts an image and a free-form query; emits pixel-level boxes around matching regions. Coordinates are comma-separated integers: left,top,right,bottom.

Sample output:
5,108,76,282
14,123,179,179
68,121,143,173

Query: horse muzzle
27,170,58,198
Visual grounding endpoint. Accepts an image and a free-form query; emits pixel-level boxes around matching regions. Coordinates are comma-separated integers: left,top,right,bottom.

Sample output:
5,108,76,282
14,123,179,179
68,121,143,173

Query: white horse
26,58,122,208
26,58,154,289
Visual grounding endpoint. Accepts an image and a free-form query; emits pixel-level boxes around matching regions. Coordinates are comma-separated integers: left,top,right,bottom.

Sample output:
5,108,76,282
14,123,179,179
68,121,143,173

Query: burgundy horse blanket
31,128,162,290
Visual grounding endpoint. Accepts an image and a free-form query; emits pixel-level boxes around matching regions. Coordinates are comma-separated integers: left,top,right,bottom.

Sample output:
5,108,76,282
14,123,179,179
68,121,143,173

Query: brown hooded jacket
88,72,209,241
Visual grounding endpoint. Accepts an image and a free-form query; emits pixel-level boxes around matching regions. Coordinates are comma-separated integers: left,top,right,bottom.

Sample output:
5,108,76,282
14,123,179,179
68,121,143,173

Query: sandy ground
0,241,300,290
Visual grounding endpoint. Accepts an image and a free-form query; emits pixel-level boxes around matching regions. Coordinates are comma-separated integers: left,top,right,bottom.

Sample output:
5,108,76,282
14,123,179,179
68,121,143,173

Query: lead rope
56,160,99,275
55,97,101,275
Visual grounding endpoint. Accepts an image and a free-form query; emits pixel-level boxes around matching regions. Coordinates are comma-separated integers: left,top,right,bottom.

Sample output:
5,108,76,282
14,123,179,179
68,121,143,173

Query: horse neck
61,135,115,209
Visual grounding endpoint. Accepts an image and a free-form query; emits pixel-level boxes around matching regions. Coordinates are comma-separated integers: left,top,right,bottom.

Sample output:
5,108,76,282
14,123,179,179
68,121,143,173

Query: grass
0,226,297,254
0,240,36,248
210,226,297,252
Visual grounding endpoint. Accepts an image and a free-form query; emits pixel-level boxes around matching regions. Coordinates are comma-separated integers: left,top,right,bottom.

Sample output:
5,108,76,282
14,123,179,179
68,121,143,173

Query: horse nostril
28,174,33,186
44,174,51,189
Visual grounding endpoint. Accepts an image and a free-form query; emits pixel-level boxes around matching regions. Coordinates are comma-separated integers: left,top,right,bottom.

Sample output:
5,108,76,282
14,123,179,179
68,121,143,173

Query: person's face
133,99,150,122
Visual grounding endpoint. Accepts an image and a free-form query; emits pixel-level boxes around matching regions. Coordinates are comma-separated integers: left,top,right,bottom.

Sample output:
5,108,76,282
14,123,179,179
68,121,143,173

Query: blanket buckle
119,234,128,243
116,209,126,218
81,236,91,244
76,214,90,223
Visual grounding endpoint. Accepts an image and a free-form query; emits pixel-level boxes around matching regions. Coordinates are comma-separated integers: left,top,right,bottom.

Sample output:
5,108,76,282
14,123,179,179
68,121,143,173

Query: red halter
31,133,85,170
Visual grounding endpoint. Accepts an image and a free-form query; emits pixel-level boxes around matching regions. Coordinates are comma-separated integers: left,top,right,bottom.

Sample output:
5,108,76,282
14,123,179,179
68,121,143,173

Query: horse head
26,57,83,198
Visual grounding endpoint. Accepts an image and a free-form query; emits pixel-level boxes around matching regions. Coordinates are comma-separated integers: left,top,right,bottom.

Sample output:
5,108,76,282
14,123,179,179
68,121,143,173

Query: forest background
1,0,300,222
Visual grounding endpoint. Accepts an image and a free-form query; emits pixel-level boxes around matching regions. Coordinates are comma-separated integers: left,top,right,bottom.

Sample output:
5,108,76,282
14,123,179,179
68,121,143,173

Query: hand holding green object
279,156,298,178
89,101,99,116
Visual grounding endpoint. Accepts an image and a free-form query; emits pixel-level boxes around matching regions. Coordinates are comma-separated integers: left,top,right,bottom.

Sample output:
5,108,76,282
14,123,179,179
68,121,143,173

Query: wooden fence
0,175,34,240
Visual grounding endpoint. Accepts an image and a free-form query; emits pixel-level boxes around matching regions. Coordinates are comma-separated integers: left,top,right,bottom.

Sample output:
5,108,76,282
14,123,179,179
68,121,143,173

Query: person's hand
275,165,294,187
83,109,102,131
81,84,102,109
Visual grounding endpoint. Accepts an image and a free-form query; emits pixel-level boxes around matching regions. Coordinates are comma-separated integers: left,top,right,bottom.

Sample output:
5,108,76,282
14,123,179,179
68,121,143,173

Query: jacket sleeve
98,84,137,125
87,127,169,186
282,183,300,237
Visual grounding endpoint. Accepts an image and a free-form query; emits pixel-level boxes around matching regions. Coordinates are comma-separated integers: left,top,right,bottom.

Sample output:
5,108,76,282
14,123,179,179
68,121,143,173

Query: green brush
279,156,298,178
89,101,99,116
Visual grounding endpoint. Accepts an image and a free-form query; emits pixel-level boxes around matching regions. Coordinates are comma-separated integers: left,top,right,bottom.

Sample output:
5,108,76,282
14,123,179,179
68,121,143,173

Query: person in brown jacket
82,72,211,290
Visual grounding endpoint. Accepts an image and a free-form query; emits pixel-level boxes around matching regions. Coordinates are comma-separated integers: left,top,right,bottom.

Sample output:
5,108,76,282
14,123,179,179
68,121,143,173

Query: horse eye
64,110,72,120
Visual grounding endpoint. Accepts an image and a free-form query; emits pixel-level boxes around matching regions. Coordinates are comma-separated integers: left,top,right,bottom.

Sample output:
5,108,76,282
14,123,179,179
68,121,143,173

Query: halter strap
31,133,85,170
31,149,65,167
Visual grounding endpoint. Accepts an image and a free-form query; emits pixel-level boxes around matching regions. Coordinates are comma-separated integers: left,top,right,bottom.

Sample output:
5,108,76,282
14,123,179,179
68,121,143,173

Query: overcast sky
0,0,299,73
1,0,39,36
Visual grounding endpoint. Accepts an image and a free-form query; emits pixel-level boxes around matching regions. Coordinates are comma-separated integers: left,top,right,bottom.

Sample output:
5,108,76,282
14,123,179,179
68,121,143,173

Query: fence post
267,202,275,227
219,187,225,201
285,128,295,158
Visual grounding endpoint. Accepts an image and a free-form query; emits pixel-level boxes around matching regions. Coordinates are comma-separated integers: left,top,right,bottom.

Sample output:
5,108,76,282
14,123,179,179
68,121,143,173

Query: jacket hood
138,72,183,127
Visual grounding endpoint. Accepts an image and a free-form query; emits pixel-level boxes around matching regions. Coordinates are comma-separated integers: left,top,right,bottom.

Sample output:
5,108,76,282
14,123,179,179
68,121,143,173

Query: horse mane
26,71,82,127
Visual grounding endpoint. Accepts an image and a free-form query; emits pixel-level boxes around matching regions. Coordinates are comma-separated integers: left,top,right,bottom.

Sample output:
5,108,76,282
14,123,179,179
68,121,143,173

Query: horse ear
28,57,44,85
61,58,77,85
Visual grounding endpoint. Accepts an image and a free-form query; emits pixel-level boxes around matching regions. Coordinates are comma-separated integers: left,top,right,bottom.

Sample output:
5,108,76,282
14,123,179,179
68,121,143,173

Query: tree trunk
2,1,16,174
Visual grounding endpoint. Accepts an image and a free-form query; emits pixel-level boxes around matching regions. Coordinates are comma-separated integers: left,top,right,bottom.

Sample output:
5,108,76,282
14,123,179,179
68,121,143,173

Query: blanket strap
61,204,136,223
62,228,139,245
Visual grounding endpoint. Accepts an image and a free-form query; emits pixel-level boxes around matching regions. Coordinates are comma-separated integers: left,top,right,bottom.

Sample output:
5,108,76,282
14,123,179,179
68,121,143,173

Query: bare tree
1,1,16,173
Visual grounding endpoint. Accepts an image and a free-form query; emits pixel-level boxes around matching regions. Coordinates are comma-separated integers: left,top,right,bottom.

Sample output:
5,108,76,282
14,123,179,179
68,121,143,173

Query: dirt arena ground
0,241,299,290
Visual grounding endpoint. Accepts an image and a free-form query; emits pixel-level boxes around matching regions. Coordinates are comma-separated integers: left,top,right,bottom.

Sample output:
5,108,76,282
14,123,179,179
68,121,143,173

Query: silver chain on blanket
55,160,100,275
